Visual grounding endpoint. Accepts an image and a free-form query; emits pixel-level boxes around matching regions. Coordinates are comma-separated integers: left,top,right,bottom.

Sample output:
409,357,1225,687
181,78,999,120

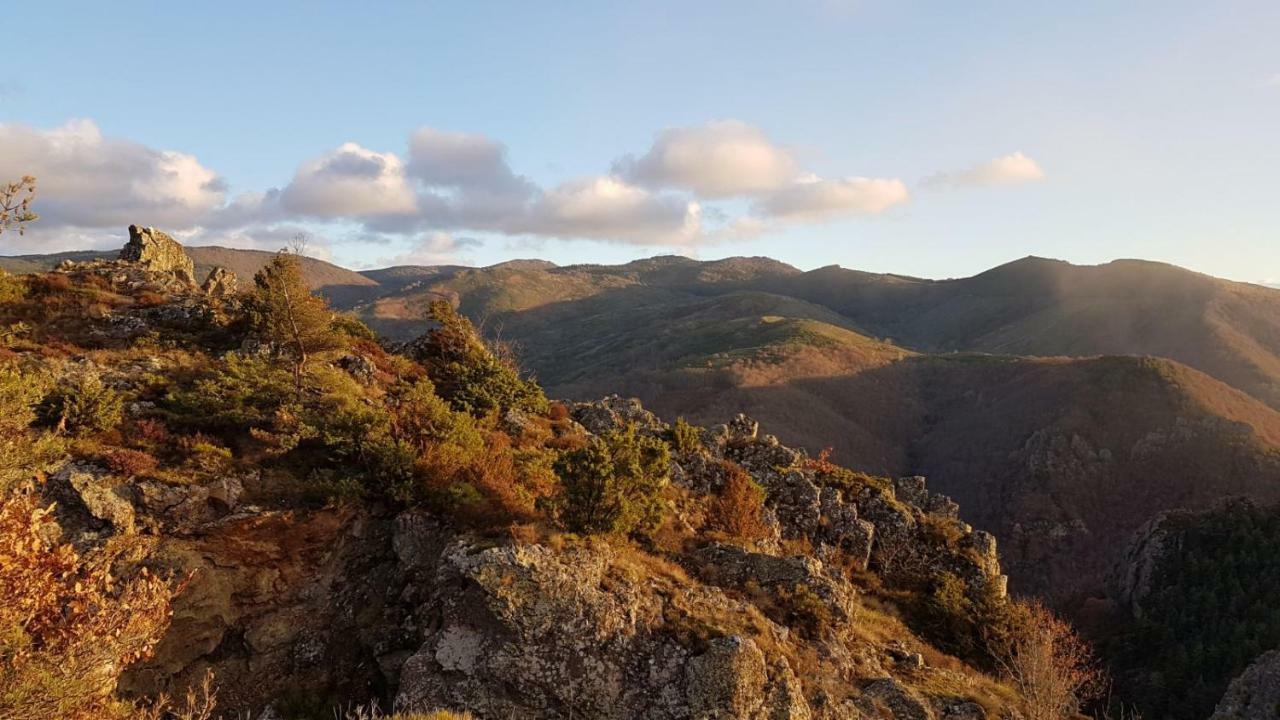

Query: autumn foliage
0,490,179,719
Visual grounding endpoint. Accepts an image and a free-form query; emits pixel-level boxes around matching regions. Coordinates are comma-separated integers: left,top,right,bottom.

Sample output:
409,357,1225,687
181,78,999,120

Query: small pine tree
554,425,669,535
411,300,547,416
667,417,703,455
251,252,344,389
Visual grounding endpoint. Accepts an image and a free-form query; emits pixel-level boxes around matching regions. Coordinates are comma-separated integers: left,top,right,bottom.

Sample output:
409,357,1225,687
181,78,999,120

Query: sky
1,1,1278,283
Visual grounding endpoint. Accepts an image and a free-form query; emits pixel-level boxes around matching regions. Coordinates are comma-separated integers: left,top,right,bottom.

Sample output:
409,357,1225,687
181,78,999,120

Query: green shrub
167,353,297,430
411,300,547,417
186,439,233,473
0,363,62,492
914,571,1018,670
553,424,669,535
41,373,123,436
667,417,702,455
332,312,378,341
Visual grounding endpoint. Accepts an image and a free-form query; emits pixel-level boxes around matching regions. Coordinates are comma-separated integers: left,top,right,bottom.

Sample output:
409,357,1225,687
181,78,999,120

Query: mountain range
7,247,1280,607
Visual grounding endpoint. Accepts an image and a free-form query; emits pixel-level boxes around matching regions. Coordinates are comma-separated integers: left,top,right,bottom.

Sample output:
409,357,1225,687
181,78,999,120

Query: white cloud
615,120,799,198
407,128,534,197
279,142,418,218
926,150,1044,189
922,152,1046,189
519,176,701,246
755,175,909,221
377,232,481,266
0,119,225,234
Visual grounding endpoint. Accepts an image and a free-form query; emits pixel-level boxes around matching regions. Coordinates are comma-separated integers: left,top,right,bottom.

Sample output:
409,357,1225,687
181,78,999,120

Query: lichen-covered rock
819,486,875,570
570,395,667,436
685,636,769,718
394,539,810,719
855,678,935,720
201,265,239,296
134,474,245,532
1212,650,1280,720
120,225,196,284
46,462,136,537
693,543,857,624
336,353,379,385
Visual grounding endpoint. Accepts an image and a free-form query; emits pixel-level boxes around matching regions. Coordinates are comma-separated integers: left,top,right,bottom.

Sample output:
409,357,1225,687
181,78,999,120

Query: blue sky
2,1,1278,282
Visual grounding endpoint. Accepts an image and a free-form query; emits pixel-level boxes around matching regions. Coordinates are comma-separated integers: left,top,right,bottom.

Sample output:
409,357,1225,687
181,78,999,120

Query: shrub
167,353,297,430
180,436,234,473
667,416,702,455
0,363,62,493
711,462,768,540
775,582,833,638
332,312,378,341
410,300,547,416
553,424,669,535
915,572,1021,670
41,373,124,436
0,490,177,719
100,447,159,477
0,270,27,305
1001,600,1103,720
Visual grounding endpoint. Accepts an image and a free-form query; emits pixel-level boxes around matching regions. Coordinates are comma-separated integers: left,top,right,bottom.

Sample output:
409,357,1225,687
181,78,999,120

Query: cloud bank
0,118,1030,260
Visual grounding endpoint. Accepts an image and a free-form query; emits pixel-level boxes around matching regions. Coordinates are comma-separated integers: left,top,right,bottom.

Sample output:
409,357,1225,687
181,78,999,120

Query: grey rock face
45,463,136,537
120,225,197,284
1212,650,1280,720
394,539,811,719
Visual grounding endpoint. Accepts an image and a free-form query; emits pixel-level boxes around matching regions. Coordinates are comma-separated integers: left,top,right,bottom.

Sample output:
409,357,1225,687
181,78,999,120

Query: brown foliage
711,461,768,540
101,447,159,477
0,490,180,719
1000,600,1104,720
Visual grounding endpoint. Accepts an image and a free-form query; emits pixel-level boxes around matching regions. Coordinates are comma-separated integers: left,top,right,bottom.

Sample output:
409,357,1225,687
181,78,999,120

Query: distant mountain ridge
8,239,1280,618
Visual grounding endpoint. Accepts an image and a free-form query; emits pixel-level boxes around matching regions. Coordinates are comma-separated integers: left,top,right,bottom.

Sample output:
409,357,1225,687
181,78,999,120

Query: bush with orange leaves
0,490,180,720
999,600,1104,720
711,461,769,541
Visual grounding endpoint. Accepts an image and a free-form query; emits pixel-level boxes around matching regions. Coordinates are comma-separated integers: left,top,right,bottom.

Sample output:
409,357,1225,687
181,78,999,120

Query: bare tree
0,176,38,235
288,231,310,256
1001,600,1104,720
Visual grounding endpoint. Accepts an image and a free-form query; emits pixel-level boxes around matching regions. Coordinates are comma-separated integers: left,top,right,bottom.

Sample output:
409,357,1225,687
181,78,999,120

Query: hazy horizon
3,1,1278,285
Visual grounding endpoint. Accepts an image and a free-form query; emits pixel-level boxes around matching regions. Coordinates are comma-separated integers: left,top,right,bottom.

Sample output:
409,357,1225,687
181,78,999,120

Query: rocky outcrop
1212,650,1280,720
201,266,238,296
120,225,197,284
27,395,1020,718
570,394,667,436
394,538,811,719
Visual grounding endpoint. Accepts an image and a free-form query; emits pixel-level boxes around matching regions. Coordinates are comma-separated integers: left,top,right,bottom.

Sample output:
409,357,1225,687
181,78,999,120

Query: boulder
855,678,934,720
685,636,769,718
46,463,136,537
570,395,667,436
201,266,239,296
120,225,196,284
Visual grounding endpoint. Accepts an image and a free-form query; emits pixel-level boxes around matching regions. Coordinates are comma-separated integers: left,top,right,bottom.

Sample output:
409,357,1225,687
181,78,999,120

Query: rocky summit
120,224,197,284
